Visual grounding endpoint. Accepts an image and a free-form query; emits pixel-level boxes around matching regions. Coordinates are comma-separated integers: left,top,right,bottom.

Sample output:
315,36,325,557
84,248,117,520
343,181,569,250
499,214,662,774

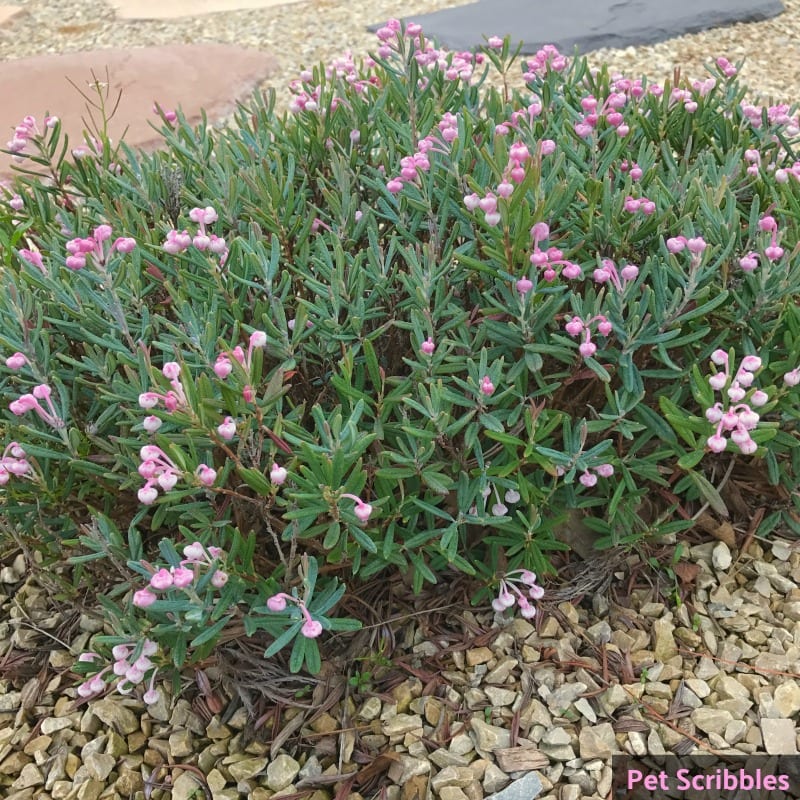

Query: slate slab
375,0,784,55
0,44,276,179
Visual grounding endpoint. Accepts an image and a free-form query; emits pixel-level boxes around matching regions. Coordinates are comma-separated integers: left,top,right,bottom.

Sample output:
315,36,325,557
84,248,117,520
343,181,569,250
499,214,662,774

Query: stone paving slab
0,44,276,179
107,0,306,20
381,0,784,55
0,4,23,27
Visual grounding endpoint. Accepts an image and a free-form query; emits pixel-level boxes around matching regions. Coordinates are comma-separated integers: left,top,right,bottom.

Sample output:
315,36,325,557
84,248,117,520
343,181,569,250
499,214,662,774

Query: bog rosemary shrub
2,22,800,686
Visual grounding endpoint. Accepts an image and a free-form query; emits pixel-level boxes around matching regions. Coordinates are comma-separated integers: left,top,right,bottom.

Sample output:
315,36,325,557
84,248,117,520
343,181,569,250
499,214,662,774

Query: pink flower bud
354,502,373,522
463,193,480,211
597,319,613,337
172,566,194,588
150,568,173,590
531,222,550,241
162,362,181,380
516,277,533,294
196,464,217,487
708,372,727,390
579,471,597,487
478,194,497,214
387,179,404,194
267,594,287,611
133,588,157,607
302,619,323,638
487,35,503,48
157,471,179,491
727,385,746,403
480,376,495,396
740,355,762,372
707,435,727,453
142,415,162,433
250,330,267,348
211,570,228,588
596,463,614,478
270,463,287,485
784,369,800,387
242,385,254,403
491,502,508,516
579,341,597,358
420,337,436,355
111,645,129,660
138,486,159,505
666,237,686,253
765,245,784,261
143,688,160,705
504,489,520,503
217,417,237,440
139,393,160,409
184,542,206,561
5,352,27,370
496,181,513,199
213,355,232,379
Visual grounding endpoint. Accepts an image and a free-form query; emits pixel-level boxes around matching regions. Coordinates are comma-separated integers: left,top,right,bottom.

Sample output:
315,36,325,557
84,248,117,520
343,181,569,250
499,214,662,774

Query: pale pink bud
172,566,194,588
250,330,267,348
579,341,597,358
531,222,550,241
139,392,160,409
784,369,800,387
420,336,436,355
491,502,508,516
480,376,495,396
727,385,746,402
707,435,727,453
142,415,162,433
196,464,217,487
162,362,181,380
267,594,287,611
496,181,513,199
111,645,129,660
487,35,503,48
705,404,724,423
620,264,638,281
463,193,480,211
143,688,160,704
270,463,287,485
740,355,762,372
133,588,157,607
516,277,533,294
708,372,727,390
217,417,237,440
301,619,323,638
739,409,760,429
666,237,686,253
138,486,159,505
710,349,728,365
242,385,254,403
565,317,584,336
211,570,228,588
150,568,173,590
766,245,784,261
579,471,597,487
5,352,27,370
157,471,178,491
738,438,758,455
183,542,205,561
596,463,614,478
213,355,232,379
504,489,520,503
354,502,372,522
597,319,613,337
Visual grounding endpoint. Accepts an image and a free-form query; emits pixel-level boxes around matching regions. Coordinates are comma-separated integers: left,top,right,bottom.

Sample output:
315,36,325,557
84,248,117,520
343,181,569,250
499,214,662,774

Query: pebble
266,754,299,790
485,771,542,800
712,542,733,570
762,718,798,754
579,723,615,759
471,717,511,753
431,766,475,791
691,707,734,734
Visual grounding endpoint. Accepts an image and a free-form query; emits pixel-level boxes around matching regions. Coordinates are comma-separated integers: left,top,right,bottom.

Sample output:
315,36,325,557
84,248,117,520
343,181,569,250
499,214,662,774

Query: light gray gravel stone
762,718,798,754
266,754,299,790
485,770,542,800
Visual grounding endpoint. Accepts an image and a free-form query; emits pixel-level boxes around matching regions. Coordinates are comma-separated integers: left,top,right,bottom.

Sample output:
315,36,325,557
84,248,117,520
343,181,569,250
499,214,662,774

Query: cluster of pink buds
387,118,456,194
578,463,614,487
565,314,612,359
754,214,784,263
77,640,160,702
289,42,380,113
463,190,501,226
574,90,630,138
522,45,567,80
133,541,227,608
0,442,32,484
666,235,708,267
9,384,64,429
163,206,228,265
716,57,737,78
340,492,373,522
470,484,520,517
593,257,638,290
705,351,766,455
492,569,545,619
623,195,656,215
137,445,183,505
376,19,480,83
669,88,699,114
139,361,188,414
65,224,136,271
740,102,799,135
213,330,267,405
266,593,324,638
496,102,543,136
6,114,58,158
527,222,581,283
620,160,643,181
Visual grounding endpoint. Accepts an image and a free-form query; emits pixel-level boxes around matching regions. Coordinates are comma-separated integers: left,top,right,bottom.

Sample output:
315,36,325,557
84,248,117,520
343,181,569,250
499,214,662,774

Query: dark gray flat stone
371,0,783,55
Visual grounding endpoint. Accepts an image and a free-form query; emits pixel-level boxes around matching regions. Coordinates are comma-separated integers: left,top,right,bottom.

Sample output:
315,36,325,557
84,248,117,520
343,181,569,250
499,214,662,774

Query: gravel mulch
3,534,800,799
